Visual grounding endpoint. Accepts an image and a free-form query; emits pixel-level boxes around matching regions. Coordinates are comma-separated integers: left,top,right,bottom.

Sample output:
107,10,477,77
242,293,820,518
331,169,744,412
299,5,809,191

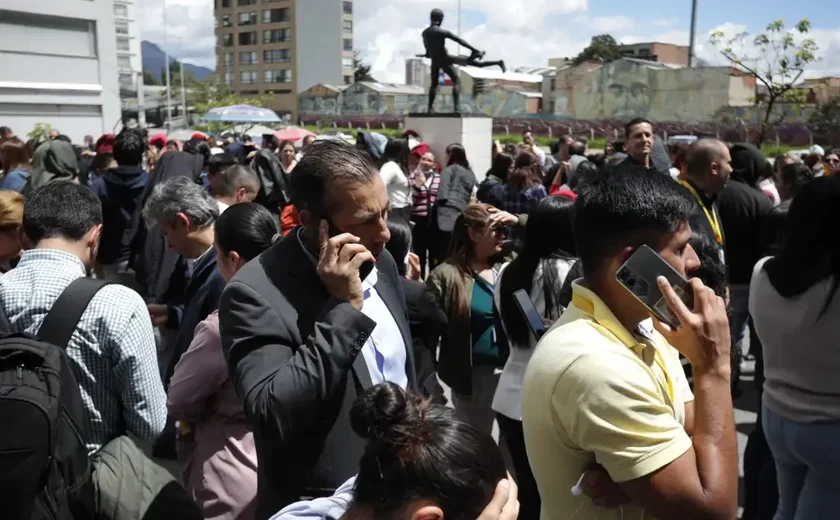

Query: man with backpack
0,181,166,453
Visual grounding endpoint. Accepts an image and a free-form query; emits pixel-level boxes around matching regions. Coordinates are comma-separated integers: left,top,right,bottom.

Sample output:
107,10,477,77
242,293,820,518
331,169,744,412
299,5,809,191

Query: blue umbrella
200,104,281,123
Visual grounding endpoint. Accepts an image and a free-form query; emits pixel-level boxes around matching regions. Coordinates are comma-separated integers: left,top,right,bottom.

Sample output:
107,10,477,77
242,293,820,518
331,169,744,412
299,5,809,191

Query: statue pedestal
405,113,492,183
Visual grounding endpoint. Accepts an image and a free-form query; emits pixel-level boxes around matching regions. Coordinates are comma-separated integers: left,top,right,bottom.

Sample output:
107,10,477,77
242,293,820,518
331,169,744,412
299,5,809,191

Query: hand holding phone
654,277,731,375
316,220,375,310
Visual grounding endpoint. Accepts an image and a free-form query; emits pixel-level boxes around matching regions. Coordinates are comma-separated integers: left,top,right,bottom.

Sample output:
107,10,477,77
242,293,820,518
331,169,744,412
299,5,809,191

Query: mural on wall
300,85,533,117
553,60,754,122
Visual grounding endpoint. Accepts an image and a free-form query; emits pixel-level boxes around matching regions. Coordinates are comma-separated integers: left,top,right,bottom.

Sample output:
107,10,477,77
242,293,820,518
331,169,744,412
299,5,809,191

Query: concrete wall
0,0,121,142
548,60,754,122
301,85,534,117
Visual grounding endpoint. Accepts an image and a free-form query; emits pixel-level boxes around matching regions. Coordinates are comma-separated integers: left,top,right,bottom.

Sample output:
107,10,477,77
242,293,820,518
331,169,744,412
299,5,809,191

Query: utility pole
137,71,146,127
457,0,462,54
688,0,698,67
163,0,173,130
180,61,187,126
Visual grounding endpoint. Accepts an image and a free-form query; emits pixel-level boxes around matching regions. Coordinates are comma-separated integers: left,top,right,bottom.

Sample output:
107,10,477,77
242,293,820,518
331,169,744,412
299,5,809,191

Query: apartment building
215,0,354,119
114,0,142,91
0,0,121,142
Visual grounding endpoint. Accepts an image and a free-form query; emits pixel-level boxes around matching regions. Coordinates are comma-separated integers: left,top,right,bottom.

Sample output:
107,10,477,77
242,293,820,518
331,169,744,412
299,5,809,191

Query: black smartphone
513,289,547,341
321,216,375,280
615,245,693,329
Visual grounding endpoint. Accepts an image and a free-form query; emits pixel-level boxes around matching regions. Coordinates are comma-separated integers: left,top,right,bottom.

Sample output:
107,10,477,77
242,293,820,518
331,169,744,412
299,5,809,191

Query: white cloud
138,1,840,85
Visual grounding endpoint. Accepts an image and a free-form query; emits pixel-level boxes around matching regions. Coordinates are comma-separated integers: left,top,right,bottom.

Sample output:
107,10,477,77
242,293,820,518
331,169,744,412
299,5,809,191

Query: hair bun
350,382,429,449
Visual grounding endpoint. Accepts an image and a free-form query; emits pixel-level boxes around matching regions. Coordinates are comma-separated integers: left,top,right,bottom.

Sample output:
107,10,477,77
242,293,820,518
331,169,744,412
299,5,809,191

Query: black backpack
0,278,111,520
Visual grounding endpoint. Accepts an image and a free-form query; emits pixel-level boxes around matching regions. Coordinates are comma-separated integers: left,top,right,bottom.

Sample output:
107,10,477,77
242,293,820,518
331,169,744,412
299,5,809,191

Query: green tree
27,123,52,143
142,71,159,86
354,51,374,82
809,96,840,144
572,34,623,65
711,19,819,145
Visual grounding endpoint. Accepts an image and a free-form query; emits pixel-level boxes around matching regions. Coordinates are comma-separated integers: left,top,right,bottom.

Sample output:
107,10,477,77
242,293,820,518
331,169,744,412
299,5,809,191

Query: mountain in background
142,40,213,83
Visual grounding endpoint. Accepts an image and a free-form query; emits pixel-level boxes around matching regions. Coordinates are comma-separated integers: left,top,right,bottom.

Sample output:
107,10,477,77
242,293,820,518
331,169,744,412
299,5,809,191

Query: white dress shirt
296,228,407,388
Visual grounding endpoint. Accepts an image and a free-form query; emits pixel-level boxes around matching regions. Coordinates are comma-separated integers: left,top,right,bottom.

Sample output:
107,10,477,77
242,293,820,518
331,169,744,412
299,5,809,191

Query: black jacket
401,278,447,404
219,234,418,519
250,149,289,214
718,144,774,285
91,165,148,265
683,180,727,256
163,247,225,387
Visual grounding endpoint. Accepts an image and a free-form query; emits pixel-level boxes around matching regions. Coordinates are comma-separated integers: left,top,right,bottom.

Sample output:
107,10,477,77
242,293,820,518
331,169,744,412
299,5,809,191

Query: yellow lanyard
572,293,675,405
680,181,722,245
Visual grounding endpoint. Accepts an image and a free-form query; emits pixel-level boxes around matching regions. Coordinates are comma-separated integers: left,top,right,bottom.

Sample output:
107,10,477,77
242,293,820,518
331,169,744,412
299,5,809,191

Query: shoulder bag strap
37,278,112,347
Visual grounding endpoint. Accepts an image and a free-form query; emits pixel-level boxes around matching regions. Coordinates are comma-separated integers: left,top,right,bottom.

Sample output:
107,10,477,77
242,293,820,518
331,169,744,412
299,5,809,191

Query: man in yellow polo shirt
521,170,738,520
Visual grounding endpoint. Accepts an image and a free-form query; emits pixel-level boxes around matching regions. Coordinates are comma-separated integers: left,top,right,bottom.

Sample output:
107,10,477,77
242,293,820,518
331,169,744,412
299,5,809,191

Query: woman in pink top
168,202,280,520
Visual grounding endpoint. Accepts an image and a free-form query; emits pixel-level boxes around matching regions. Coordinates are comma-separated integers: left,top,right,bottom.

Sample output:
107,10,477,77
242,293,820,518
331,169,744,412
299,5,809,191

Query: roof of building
515,66,557,76
459,66,544,83
619,41,689,49
356,82,426,95
620,57,683,69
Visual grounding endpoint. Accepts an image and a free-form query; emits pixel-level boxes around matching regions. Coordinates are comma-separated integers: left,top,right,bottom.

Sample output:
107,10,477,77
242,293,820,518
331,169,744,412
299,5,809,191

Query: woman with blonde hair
0,190,25,272
427,203,508,434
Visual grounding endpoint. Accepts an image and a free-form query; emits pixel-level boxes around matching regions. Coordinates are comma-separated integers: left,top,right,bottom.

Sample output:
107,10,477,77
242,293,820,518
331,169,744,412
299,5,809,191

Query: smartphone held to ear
615,245,693,329
321,217,375,281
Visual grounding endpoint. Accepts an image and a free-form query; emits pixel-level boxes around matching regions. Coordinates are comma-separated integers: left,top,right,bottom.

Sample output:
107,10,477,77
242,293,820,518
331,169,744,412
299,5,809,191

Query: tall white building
0,0,121,142
114,0,143,91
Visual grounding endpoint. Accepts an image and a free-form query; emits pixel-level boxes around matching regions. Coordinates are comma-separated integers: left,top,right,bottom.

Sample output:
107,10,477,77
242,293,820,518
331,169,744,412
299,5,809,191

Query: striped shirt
409,168,441,218
0,249,167,453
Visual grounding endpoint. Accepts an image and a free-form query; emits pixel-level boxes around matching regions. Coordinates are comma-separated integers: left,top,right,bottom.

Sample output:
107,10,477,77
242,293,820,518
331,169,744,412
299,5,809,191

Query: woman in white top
493,195,577,520
749,176,840,520
379,138,412,222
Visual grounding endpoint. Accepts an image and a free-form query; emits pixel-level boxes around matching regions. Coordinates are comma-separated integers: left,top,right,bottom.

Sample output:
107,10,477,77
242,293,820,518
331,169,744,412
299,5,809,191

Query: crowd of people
0,117,838,520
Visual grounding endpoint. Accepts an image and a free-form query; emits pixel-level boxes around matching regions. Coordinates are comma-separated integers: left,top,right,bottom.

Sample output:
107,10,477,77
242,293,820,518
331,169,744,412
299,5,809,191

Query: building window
264,69,292,83
119,73,133,87
224,72,234,85
223,34,233,47
549,78,556,91
238,11,257,25
117,56,131,70
344,75,352,85
263,0,284,3
239,50,259,65
220,0,231,7
221,15,232,27
237,0,257,6
263,8,290,23
342,57,353,69
116,37,130,52
241,71,258,84
115,21,129,35
264,49,290,63
343,20,352,32
239,31,258,45
343,1,352,14
114,4,128,17
343,38,352,51
224,52,234,67
263,28,291,44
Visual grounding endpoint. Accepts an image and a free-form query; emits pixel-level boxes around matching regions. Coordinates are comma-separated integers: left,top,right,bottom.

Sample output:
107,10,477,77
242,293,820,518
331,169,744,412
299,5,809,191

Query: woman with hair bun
167,202,279,520
272,382,518,520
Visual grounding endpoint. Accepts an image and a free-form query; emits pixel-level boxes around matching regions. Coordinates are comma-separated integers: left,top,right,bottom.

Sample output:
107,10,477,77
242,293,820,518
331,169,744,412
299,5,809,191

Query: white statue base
404,113,492,183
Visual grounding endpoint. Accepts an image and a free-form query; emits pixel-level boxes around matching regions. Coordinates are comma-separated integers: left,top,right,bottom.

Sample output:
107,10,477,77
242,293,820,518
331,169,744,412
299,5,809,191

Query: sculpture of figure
418,8,506,113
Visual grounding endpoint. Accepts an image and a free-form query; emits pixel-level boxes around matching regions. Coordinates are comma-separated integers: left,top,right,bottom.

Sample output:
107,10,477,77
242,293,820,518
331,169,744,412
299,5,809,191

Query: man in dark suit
142,176,226,458
219,140,419,519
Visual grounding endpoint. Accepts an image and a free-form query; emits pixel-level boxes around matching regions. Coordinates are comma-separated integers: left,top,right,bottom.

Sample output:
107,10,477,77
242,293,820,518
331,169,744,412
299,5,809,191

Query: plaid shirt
488,183,548,215
0,249,166,453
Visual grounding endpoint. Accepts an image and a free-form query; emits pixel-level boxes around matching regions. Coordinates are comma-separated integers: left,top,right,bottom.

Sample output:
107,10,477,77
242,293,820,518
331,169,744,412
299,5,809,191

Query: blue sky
140,0,840,82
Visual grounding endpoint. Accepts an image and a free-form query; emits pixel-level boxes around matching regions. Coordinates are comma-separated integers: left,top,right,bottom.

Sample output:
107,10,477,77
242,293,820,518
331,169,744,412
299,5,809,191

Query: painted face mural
599,61,653,119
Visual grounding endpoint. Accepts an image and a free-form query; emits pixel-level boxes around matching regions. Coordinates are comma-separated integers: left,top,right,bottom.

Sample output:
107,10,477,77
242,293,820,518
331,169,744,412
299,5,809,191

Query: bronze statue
417,8,506,113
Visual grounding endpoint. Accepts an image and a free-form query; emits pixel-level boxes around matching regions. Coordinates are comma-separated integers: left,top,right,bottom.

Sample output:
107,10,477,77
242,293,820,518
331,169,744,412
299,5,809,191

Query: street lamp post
688,0,698,67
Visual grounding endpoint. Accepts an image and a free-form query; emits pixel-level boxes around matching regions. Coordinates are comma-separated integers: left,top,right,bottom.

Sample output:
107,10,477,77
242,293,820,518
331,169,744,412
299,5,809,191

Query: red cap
411,142,430,157
191,132,207,140
95,134,116,154
149,133,167,149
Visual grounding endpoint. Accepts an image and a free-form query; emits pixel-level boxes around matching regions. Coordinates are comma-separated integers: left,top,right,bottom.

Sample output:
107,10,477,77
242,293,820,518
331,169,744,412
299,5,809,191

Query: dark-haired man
214,164,260,211
0,181,166,452
91,129,149,288
220,139,422,517
206,152,238,196
609,118,671,176
522,170,737,520
682,138,731,262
